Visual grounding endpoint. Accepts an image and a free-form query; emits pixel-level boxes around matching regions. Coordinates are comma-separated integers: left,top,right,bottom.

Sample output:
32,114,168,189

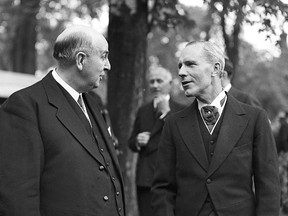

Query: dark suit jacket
152,95,280,216
228,86,261,107
0,72,125,216
277,121,288,153
129,99,184,187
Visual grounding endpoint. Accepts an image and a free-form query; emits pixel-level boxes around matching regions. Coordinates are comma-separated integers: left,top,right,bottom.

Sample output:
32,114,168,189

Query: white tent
0,70,41,98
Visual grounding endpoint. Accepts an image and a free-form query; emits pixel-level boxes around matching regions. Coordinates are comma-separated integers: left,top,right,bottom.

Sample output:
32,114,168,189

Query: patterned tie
77,94,91,125
201,106,219,132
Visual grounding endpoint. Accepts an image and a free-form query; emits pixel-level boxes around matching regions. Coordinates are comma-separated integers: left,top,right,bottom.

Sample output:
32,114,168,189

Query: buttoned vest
196,109,225,216
58,85,124,216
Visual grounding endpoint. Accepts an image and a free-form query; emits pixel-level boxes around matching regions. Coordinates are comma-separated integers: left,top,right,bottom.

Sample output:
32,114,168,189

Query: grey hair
186,41,225,72
53,31,96,67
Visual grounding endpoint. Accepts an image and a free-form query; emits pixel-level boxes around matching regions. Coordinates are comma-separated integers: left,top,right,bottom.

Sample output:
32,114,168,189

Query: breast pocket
233,142,252,153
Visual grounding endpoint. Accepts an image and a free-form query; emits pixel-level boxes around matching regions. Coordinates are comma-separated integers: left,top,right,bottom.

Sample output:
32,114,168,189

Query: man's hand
136,131,151,150
154,95,170,116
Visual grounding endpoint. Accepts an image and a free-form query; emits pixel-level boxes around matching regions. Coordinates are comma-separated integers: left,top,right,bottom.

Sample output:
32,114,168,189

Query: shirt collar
52,68,79,102
224,83,232,92
153,94,170,108
197,90,227,116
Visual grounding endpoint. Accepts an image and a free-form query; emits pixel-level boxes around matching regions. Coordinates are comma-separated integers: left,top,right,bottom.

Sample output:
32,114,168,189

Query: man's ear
220,70,227,78
211,62,221,77
75,52,86,70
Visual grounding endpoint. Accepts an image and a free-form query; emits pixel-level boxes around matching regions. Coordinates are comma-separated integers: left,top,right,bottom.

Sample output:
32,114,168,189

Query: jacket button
116,191,120,196
206,178,212,184
118,207,122,212
103,196,109,201
99,165,105,171
210,141,214,145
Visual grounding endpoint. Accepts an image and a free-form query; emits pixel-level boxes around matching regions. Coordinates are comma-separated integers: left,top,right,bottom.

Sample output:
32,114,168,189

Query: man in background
277,111,288,154
129,66,184,216
0,26,125,216
221,57,262,107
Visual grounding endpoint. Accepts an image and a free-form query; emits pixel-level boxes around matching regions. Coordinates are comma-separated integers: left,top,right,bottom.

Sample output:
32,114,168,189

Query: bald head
53,25,106,67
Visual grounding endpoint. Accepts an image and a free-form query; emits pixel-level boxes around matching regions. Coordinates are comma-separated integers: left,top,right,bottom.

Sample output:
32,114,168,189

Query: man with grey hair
0,26,125,216
152,41,280,216
129,66,184,216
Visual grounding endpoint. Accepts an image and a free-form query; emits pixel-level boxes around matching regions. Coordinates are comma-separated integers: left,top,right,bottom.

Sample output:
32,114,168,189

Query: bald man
129,67,185,216
0,26,125,216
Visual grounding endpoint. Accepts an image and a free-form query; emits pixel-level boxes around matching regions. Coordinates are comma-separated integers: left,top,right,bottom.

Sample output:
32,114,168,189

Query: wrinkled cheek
199,79,211,91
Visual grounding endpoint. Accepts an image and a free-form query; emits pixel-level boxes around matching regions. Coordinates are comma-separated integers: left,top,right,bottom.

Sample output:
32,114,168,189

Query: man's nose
178,66,186,78
105,59,111,70
150,81,159,88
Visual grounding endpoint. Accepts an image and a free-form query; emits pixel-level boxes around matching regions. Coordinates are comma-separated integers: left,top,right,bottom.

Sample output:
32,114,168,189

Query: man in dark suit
0,26,125,216
129,66,184,216
151,41,280,216
221,58,261,107
277,111,288,153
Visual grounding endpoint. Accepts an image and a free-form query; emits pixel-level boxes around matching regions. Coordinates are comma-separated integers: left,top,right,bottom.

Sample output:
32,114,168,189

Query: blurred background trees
1,0,288,215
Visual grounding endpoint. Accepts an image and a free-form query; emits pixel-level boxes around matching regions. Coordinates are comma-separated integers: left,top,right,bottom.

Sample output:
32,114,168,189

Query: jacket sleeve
253,109,281,216
0,93,44,216
278,124,288,153
128,109,167,154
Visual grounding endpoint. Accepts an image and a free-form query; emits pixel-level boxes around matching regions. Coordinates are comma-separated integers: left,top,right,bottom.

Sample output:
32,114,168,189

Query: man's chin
184,90,195,97
93,81,100,89
152,93,162,98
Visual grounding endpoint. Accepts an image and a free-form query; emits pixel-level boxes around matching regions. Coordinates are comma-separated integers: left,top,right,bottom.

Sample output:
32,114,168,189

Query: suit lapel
42,72,104,164
207,95,248,177
147,102,162,137
177,102,209,171
84,93,122,174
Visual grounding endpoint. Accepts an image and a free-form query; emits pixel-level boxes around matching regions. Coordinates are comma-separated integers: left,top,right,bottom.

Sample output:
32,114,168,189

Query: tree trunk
107,1,148,216
11,0,40,74
220,0,246,84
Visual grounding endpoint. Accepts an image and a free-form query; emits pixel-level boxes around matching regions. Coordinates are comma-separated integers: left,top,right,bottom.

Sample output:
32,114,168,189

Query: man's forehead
93,36,109,51
180,44,203,60
149,75,164,80
149,72,170,81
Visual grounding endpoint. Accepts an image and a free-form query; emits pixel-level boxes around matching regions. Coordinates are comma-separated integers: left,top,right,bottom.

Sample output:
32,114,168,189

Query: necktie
201,106,219,132
77,94,91,125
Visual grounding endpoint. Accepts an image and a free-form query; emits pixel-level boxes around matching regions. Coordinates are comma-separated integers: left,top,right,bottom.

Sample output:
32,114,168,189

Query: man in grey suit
152,41,280,216
0,26,125,216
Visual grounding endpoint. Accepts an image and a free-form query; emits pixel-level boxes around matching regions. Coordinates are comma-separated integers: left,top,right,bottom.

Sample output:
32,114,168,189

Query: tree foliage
204,0,288,81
